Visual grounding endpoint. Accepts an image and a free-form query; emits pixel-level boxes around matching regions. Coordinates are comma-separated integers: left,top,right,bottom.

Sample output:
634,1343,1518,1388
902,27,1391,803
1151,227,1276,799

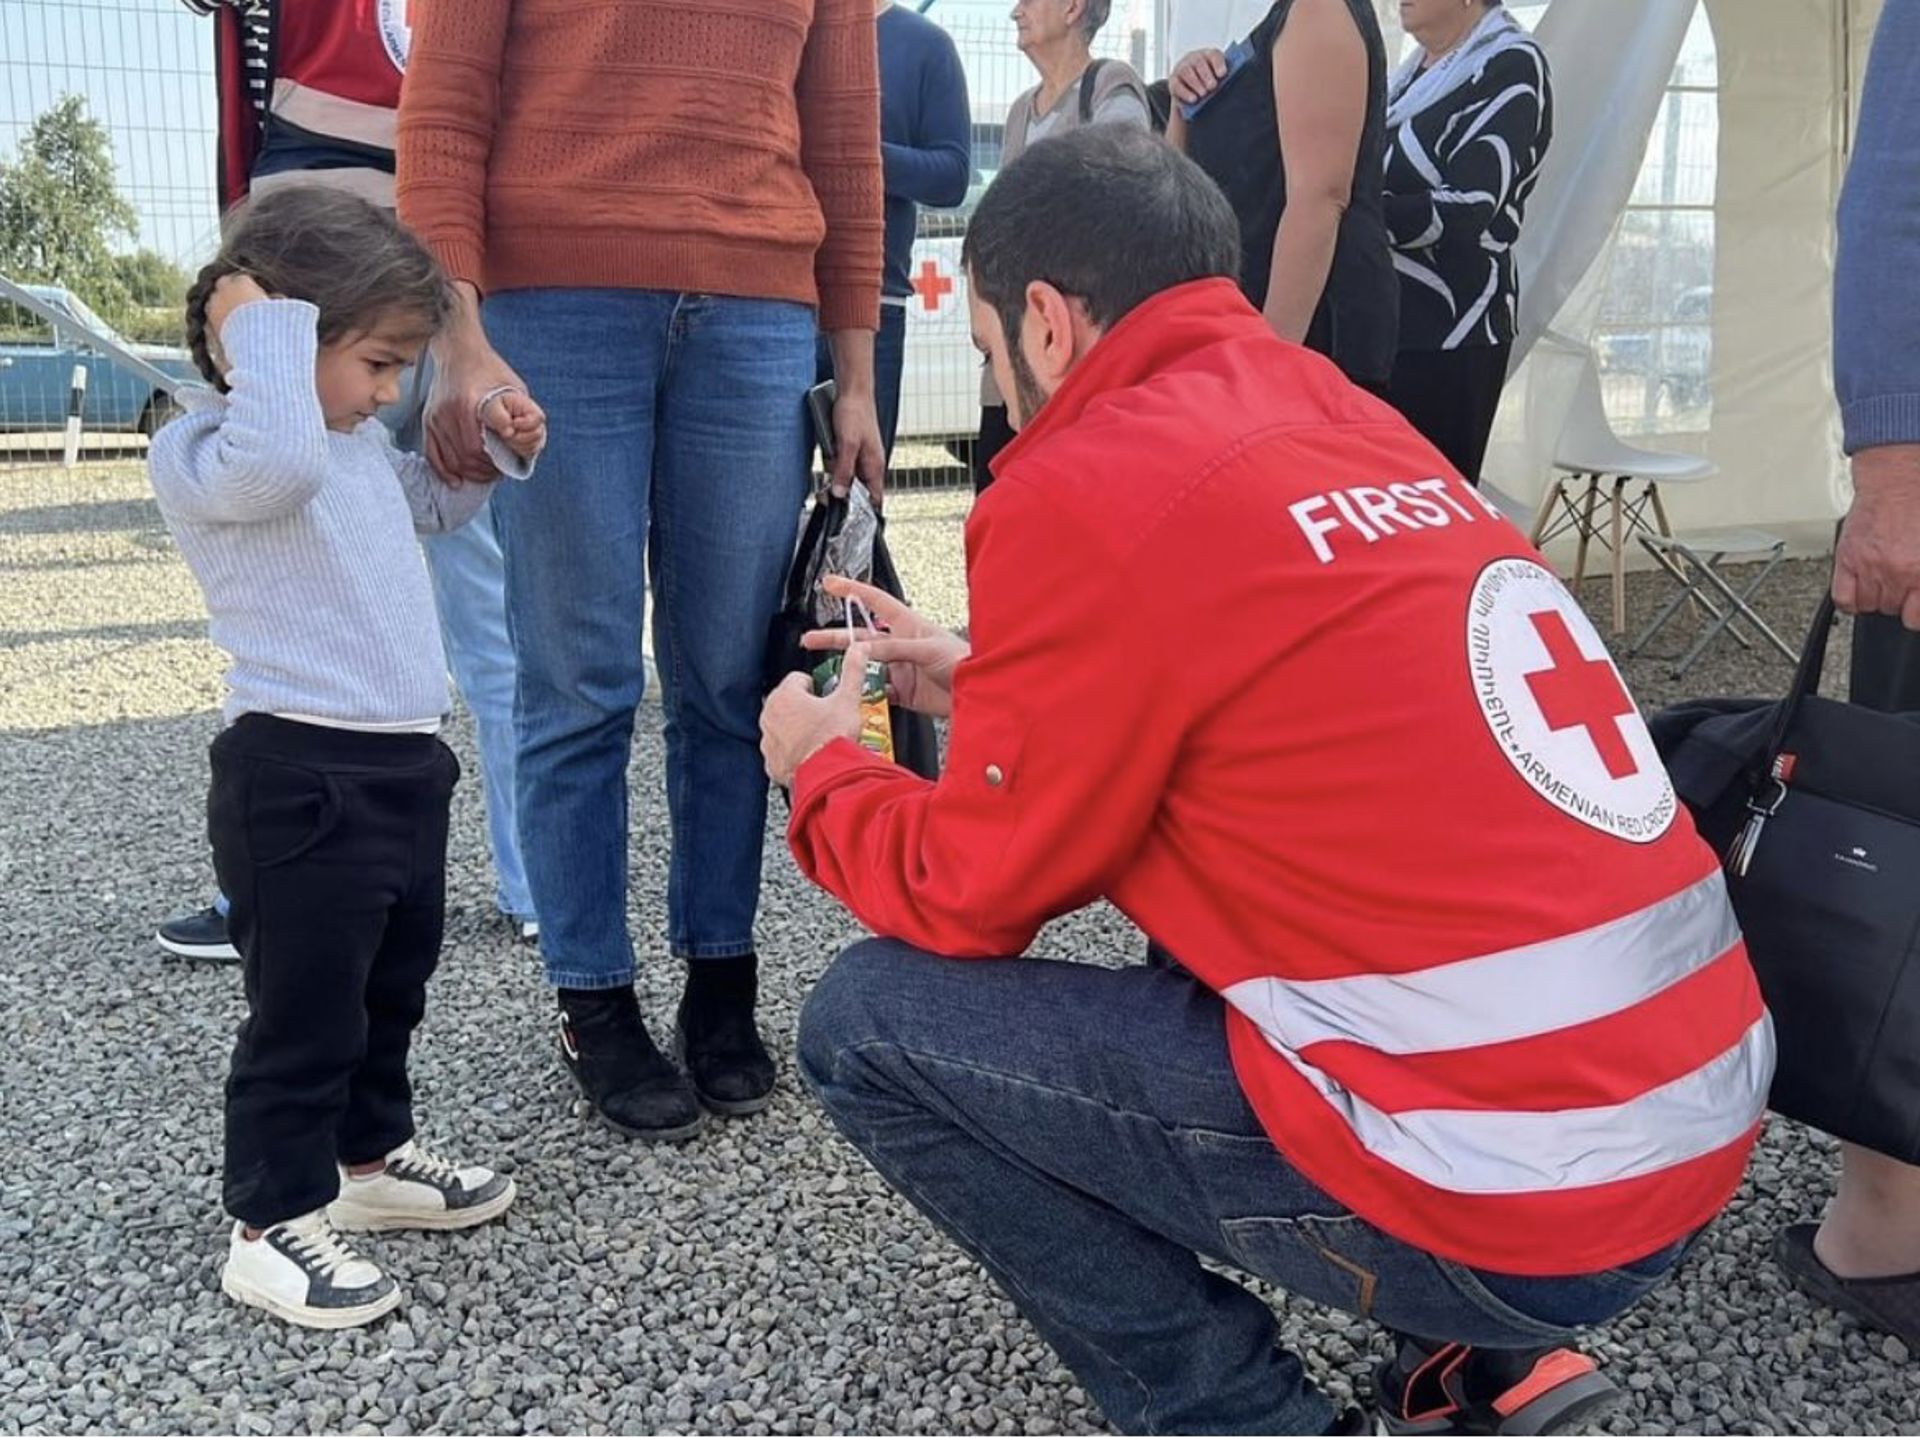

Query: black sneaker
557,987,703,1142
1376,1342,1620,1435
674,956,776,1117
1775,1223,1920,1348
156,905,239,963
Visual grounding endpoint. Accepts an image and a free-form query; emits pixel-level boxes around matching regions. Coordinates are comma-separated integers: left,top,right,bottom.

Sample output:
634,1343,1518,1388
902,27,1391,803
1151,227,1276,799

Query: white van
895,183,985,455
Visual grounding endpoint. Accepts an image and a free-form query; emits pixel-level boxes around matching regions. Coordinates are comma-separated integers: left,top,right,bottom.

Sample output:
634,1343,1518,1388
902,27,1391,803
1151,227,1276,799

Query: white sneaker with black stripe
221,1210,400,1329
328,1140,516,1233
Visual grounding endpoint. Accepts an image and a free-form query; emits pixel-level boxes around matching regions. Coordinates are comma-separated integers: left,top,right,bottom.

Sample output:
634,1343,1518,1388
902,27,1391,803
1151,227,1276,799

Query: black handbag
764,490,941,783
1650,598,1920,1163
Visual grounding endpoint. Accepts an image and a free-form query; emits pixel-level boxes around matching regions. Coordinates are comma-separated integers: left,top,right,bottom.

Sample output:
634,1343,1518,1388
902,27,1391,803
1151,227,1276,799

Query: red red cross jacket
788,277,1773,1276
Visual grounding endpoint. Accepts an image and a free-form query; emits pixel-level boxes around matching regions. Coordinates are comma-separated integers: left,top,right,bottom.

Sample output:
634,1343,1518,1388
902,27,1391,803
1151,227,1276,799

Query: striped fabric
1223,871,1771,1198
1382,40,1553,351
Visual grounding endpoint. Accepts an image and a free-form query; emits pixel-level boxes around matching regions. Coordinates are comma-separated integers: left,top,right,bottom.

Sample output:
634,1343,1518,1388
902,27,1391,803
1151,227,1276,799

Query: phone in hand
1178,38,1255,122
807,379,838,468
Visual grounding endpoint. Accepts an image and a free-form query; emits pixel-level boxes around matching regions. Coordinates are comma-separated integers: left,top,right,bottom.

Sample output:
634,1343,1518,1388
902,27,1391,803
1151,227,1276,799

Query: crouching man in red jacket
759,127,1772,1438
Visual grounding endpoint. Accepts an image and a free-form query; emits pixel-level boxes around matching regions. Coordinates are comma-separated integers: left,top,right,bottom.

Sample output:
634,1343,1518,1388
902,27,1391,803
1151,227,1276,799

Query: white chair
1528,335,1717,634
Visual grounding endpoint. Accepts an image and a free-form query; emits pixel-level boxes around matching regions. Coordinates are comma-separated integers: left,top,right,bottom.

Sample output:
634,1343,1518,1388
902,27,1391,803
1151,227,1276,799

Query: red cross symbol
911,258,954,313
1522,610,1640,779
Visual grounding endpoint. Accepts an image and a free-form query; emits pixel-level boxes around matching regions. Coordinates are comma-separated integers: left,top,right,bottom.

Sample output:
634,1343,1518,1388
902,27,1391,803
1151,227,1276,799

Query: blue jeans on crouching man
799,939,1689,1434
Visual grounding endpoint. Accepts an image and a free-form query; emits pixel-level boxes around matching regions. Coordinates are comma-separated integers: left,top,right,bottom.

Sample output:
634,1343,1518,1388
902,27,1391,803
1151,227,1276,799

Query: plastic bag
764,489,941,782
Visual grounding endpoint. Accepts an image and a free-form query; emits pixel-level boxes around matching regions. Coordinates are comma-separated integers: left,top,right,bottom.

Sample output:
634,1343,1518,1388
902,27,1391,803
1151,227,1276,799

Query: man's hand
831,386,887,505
801,574,969,718
1169,48,1229,107
761,641,873,786
1833,444,1920,630
427,284,535,483
483,388,547,461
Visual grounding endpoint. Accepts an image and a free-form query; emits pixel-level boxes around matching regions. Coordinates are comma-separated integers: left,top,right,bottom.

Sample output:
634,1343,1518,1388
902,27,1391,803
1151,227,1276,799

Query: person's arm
149,301,331,525
371,422,527,536
1262,0,1368,345
786,481,1188,957
1089,88,1152,129
881,32,972,208
396,4,531,485
1832,0,1920,626
800,0,887,498
799,0,885,333
395,0,509,295
1383,48,1548,252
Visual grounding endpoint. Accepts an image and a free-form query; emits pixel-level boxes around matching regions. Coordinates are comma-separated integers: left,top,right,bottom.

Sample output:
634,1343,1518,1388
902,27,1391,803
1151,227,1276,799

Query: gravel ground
1,462,1915,1436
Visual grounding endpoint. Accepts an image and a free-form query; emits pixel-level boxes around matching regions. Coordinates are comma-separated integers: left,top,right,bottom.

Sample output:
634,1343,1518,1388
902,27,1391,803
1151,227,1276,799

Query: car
0,284,199,434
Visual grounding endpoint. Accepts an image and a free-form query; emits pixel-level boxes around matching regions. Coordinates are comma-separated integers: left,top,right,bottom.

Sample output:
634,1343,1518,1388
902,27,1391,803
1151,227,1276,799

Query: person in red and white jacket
761,127,1773,1438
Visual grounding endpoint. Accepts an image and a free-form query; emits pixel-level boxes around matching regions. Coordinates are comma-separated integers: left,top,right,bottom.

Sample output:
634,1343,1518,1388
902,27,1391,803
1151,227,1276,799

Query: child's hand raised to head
481,388,547,461
203,273,274,378
206,273,273,341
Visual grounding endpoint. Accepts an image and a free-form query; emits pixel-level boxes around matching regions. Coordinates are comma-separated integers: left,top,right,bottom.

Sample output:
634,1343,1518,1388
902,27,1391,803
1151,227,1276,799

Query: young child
150,187,545,1329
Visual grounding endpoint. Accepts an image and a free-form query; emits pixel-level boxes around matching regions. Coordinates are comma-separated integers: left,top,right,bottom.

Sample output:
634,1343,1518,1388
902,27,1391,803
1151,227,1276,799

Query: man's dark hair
961,125,1240,350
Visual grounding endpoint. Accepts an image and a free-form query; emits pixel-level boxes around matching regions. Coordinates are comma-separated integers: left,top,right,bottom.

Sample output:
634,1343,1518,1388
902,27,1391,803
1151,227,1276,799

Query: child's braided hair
185,186,452,391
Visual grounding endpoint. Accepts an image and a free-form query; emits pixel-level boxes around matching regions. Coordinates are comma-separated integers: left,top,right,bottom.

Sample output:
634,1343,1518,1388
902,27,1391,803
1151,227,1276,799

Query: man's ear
1022,279,1085,394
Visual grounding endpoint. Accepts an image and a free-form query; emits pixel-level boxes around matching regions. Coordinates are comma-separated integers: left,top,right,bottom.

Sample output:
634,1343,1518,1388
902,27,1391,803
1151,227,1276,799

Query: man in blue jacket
1772,0,1920,1349
820,1,972,458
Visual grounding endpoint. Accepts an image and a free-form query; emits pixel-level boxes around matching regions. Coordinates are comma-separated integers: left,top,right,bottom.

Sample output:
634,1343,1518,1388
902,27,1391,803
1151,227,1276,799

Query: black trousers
1384,344,1513,486
1852,612,1920,712
211,714,460,1227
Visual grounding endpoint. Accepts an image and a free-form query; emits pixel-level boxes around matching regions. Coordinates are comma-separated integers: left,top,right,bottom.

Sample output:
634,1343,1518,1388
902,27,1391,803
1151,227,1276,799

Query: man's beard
1008,346,1049,429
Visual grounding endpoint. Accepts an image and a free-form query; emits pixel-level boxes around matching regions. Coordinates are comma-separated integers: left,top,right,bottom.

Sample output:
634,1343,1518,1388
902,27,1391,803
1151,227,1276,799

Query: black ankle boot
675,955,775,1116
557,986,703,1141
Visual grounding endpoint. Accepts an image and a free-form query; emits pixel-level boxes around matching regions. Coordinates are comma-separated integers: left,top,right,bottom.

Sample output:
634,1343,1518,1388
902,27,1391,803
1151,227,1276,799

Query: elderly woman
973,0,1150,491
1168,0,1397,392
1382,0,1553,483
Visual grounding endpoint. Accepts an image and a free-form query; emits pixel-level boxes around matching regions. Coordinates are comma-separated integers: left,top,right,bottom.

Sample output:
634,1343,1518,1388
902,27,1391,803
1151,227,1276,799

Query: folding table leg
1628,540,1710,657
1684,547,1796,664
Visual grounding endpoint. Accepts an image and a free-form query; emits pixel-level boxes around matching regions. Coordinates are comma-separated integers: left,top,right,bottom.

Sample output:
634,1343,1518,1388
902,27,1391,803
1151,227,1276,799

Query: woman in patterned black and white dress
1382,0,1552,484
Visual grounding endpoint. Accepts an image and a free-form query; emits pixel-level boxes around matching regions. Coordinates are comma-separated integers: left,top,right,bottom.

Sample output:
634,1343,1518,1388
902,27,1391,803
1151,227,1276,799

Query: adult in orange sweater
397,0,884,1139
762,127,1769,1435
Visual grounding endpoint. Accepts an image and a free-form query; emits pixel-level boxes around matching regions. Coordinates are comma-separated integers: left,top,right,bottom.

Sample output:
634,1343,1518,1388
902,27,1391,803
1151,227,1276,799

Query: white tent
1165,0,1887,557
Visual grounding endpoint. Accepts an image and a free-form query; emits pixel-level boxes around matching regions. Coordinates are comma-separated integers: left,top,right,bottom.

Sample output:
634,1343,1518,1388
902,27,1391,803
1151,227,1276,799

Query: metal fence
0,0,1156,481
0,0,213,466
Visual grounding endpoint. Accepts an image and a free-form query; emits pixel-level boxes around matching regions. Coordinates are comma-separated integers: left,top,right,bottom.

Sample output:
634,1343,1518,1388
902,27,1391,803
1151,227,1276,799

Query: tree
0,95,140,314
112,248,192,309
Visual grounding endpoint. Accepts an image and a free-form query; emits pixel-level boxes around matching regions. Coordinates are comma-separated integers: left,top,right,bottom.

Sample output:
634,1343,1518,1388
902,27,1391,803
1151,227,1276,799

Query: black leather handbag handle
1763,593,1839,763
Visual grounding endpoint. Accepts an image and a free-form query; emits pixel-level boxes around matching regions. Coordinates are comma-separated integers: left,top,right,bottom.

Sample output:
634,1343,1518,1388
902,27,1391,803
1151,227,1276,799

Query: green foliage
0,96,190,347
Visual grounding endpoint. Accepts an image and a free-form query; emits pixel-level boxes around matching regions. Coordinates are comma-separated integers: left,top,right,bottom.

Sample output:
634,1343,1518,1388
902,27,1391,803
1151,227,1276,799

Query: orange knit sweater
396,0,883,333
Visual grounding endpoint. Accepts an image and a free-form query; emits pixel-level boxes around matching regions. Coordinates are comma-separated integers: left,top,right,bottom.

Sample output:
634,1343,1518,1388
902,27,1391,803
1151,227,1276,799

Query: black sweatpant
210,714,459,1228
1384,344,1513,486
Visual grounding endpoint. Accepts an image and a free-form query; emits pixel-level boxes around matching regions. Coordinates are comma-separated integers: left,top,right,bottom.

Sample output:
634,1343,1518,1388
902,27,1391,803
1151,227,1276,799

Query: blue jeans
390,364,533,921
484,289,816,987
816,303,907,457
799,940,1688,1435
419,503,533,919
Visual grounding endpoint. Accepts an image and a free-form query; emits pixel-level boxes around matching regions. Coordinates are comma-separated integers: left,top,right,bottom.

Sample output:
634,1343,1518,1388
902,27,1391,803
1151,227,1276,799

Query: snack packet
811,598,895,762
